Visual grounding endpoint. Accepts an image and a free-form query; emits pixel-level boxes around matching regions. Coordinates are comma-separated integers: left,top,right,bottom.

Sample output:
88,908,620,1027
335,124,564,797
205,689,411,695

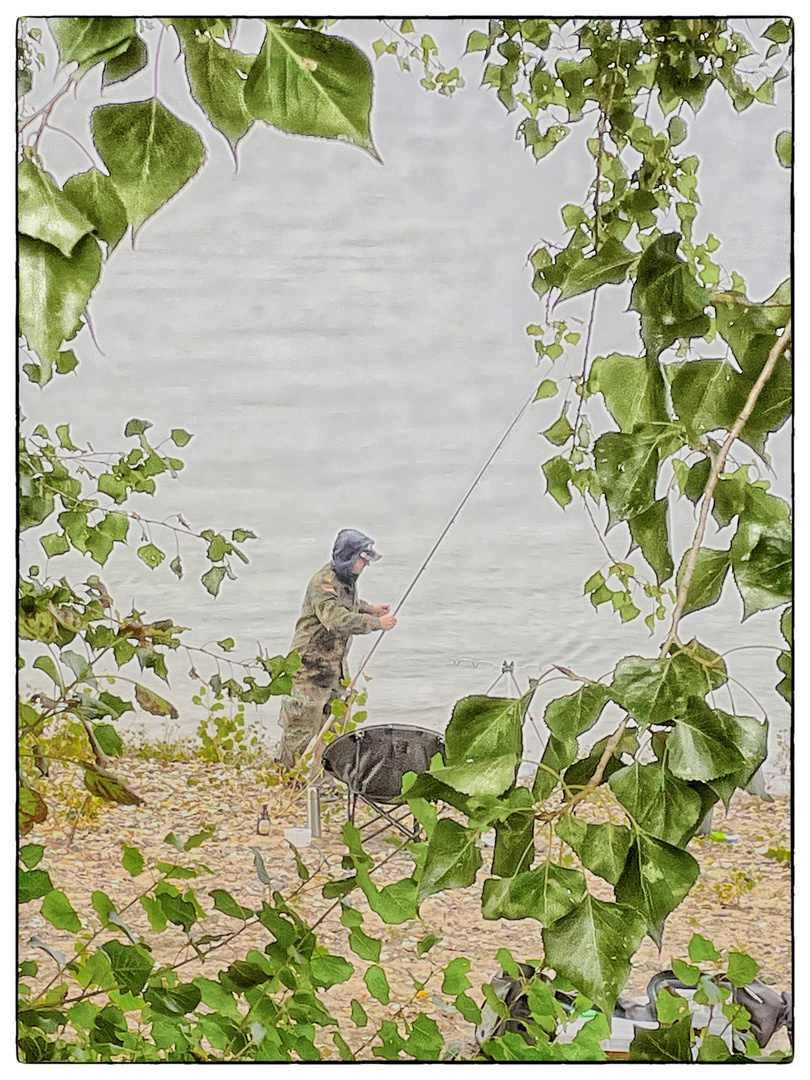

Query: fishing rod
302,383,538,764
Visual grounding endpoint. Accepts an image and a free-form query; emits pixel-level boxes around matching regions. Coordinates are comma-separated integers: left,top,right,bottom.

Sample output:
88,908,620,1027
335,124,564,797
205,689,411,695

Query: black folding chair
322,724,445,841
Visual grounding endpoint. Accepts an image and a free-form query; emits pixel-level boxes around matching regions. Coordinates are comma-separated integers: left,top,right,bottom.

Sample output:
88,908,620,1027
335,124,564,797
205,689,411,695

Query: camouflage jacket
288,564,381,689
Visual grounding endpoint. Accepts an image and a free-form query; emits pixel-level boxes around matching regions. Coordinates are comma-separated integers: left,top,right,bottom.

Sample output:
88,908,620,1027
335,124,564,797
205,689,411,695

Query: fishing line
349,384,539,690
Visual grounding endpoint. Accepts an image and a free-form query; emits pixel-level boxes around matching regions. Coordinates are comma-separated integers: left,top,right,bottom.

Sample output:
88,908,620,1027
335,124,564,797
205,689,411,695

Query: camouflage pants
277,677,341,768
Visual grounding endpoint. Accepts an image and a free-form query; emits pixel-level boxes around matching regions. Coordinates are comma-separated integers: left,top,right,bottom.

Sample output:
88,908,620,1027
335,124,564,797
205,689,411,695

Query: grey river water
19,19,791,791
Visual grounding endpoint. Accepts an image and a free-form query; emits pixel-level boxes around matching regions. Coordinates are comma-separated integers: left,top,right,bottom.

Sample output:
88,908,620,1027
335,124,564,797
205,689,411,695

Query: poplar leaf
542,895,646,1016
667,698,766,782
19,234,102,385
615,834,699,945
363,964,390,1004
175,29,255,150
62,169,129,251
18,161,95,256
482,862,586,923
675,547,731,614
244,25,380,160
50,16,137,76
92,100,206,237
417,819,482,903
41,888,82,932
557,237,636,301
609,760,705,847
588,353,668,432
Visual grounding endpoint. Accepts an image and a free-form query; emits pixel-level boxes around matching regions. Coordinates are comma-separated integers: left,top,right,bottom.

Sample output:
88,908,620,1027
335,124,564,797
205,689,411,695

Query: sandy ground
19,755,792,1060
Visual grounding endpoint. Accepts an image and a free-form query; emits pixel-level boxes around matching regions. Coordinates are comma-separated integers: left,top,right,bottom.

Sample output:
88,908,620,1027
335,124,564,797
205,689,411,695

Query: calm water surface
19,19,791,791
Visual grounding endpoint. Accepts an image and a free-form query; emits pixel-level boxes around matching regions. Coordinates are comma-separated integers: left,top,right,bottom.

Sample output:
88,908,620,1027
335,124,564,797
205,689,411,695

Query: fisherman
276,529,397,767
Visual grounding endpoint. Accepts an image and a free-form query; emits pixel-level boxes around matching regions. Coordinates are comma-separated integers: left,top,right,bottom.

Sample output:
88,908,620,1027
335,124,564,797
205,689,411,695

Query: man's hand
379,614,397,631
368,603,391,617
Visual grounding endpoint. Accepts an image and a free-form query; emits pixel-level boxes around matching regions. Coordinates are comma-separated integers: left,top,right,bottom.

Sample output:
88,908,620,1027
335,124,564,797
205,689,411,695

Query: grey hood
331,529,381,583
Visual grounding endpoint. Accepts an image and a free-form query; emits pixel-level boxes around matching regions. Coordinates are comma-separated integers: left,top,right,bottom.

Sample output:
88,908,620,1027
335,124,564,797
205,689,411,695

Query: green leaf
92,99,206,237
140,894,167,932
441,956,472,995
62,168,129,250
466,30,491,53
588,353,669,433
404,1013,443,1061
348,926,382,962
610,647,725,727
542,455,573,508
532,733,578,801
556,817,633,885
534,379,558,400
102,33,148,86
91,889,117,926
350,998,368,1027
19,868,54,904
19,787,48,836
137,543,165,570
609,759,704,847
100,940,153,995
363,964,390,1004
170,428,193,447
628,500,674,584
675,546,731,614
542,408,575,446
121,844,144,877
492,788,535,877
775,130,792,168
33,655,60,684
689,932,721,963
763,19,792,43
667,698,766,783
41,888,82,932
19,233,102,385
18,160,95,257
202,566,227,596
244,24,379,160
544,683,611,743
697,1033,733,1062
614,834,700,945
557,237,636,301
629,1015,692,1062
175,29,255,151
482,862,586,923
542,895,646,1016
157,891,197,932
50,16,137,76
727,951,760,988
19,844,45,870
93,723,124,757
730,492,791,618
445,691,530,767
310,953,354,989
39,532,70,558
670,359,747,443
417,819,482,903
594,431,659,525
630,232,710,361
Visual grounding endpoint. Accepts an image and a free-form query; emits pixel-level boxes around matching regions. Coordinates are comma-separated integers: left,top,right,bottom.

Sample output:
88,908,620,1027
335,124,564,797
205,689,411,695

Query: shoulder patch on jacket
321,583,338,594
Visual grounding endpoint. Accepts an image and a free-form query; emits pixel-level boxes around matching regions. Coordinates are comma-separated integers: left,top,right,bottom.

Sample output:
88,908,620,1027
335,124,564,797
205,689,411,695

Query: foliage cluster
18,15,791,1062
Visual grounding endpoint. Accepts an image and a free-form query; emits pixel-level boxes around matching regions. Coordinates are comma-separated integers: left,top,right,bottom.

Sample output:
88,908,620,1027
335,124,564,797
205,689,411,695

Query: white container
284,827,312,848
